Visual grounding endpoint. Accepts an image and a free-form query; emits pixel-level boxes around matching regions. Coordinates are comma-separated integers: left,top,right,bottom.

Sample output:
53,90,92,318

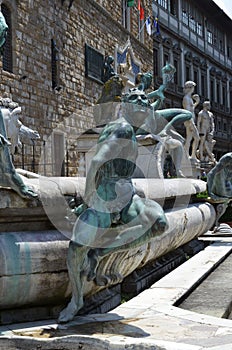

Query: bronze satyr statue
58,91,169,323
207,152,232,227
59,75,193,322
59,60,195,322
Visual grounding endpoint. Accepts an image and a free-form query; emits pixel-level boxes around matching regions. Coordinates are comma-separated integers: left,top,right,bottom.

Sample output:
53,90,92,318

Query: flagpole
136,16,148,39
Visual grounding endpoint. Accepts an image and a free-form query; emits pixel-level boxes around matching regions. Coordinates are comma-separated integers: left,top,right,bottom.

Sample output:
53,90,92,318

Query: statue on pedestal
102,55,116,83
134,64,191,178
197,101,216,163
182,81,200,161
118,48,134,90
0,10,37,199
0,94,40,154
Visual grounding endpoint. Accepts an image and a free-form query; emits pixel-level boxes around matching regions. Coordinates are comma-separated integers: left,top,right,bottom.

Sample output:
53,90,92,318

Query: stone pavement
1,236,232,350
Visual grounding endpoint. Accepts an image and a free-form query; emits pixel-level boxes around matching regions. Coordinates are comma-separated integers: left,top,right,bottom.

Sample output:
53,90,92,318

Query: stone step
178,250,232,318
112,241,232,317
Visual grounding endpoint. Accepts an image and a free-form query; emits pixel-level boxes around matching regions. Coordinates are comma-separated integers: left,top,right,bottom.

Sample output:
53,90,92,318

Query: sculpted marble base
0,176,215,324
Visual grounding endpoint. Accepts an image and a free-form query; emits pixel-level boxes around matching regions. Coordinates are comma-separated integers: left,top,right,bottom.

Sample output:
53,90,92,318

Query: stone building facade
152,0,232,159
0,0,153,176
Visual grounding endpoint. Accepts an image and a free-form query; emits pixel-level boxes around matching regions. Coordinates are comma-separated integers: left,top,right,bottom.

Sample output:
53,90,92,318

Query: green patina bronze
59,64,193,323
207,152,232,227
59,93,168,323
207,152,232,201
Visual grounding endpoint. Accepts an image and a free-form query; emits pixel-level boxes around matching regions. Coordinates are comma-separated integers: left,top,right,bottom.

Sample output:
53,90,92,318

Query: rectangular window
216,82,220,103
227,45,232,58
222,86,226,105
157,0,168,10
219,39,224,53
173,58,178,85
207,30,213,45
201,74,206,97
153,48,159,76
215,31,224,51
182,1,203,35
189,17,196,31
196,22,202,36
1,4,13,73
163,53,169,65
227,39,232,58
51,39,60,90
156,0,177,22
210,80,214,101
85,44,104,83
182,10,188,26
194,70,198,84
207,21,224,50
122,0,131,30
170,0,177,16
186,66,190,81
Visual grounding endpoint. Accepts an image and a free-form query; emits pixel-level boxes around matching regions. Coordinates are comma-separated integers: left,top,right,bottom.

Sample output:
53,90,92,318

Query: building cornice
156,23,232,75
194,0,232,32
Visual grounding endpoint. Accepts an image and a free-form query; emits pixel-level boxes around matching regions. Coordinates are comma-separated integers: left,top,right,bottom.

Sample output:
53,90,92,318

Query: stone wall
0,0,153,176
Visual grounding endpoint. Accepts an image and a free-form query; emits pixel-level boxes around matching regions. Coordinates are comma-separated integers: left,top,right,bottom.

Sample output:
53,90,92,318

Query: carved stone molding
185,51,193,62
162,37,173,48
193,56,201,66
173,43,182,55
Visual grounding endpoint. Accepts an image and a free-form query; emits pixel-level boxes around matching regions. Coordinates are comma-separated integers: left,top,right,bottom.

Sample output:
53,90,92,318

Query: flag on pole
127,0,135,7
138,0,145,20
154,16,160,35
140,7,144,20
146,16,152,35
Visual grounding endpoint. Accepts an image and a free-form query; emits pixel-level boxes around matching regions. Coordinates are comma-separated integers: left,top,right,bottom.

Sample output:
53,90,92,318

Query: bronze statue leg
59,208,112,322
99,195,167,256
58,242,88,323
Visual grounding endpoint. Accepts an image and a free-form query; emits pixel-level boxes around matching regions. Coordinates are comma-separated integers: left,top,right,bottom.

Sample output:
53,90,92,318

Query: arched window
1,3,13,72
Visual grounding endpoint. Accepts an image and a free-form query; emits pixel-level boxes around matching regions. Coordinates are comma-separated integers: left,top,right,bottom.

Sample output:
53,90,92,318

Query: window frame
157,0,168,10
181,1,203,37
85,44,104,84
122,0,131,31
51,38,60,90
